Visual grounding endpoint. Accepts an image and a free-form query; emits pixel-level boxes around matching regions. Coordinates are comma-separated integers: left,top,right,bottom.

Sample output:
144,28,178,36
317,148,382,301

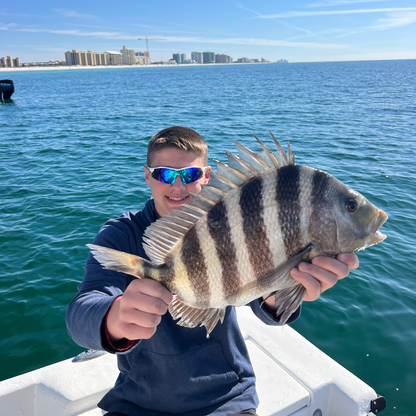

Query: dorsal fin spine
225,150,258,178
269,131,289,166
252,134,281,168
213,159,248,185
233,140,269,172
208,171,239,193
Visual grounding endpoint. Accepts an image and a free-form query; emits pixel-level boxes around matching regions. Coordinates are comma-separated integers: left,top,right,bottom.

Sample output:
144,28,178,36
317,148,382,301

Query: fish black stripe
311,169,331,204
239,177,274,279
276,165,301,258
207,199,241,304
180,226,211,306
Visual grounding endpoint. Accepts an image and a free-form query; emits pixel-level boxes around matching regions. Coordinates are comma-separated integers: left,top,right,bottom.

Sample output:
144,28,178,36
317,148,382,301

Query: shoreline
1,58,414,73
0,62,274,73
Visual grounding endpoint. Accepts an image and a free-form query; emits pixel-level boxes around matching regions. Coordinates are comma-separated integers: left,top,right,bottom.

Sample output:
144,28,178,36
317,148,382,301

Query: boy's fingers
290,268,322,301
337,253,359,270
127,279,173,305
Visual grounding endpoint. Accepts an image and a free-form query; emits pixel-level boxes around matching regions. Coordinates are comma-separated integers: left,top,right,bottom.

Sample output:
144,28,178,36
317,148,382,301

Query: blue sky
1,0,415,63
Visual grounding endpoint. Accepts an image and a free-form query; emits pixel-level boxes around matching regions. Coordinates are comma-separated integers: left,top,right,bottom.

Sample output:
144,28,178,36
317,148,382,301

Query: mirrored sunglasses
147,166,209,185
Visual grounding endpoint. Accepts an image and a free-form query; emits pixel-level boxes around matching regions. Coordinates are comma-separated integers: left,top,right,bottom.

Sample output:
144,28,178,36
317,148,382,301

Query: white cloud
306,0,391,7
0,27,8,30
133,24,159,29
16,28,347,49
373,11,416,30
260,8,416,18
54,9,98,20
235,2,312,34
334,10,416,37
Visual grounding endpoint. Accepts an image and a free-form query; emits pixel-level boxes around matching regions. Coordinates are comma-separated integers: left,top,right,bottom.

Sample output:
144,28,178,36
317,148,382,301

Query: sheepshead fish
88,133,388,337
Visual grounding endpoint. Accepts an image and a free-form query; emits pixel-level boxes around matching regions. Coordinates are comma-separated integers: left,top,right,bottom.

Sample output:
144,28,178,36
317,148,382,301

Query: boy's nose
171,175,186,188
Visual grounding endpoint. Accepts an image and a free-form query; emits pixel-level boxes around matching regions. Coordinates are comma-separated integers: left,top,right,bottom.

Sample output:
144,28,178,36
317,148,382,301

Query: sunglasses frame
147,166,209,185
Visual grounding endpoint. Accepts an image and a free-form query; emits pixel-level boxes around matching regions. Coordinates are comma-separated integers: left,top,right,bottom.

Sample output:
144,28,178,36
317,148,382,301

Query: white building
191,52,203,63
6,56,14,67
136,56,150,65
135,52,150,65
65,50,81,66
120,46,136,65
105,51,123,65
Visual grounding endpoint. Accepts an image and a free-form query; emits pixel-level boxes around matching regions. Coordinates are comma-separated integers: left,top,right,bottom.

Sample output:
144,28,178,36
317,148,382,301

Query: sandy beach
0,62,274,73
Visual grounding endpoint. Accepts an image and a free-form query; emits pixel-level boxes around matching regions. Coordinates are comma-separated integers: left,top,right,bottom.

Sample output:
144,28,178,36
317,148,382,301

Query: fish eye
346,198,358,212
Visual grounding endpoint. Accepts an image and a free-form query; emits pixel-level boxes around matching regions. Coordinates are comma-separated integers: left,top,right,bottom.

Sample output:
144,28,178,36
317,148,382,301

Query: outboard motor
0,79,15,100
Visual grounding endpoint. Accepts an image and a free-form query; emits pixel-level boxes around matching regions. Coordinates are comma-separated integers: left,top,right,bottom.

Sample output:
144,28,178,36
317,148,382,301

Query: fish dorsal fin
213,159,249,186
208,171,239,192
142,133,294,264
225,150,258,178
252,134,281,169
233,140,270,172
269,131,295,166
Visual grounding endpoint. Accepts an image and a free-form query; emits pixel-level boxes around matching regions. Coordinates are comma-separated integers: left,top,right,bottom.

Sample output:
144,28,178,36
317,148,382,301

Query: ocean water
0,60,415,415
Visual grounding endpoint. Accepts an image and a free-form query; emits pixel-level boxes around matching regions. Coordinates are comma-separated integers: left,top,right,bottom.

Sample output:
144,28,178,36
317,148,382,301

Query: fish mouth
368,209,388,244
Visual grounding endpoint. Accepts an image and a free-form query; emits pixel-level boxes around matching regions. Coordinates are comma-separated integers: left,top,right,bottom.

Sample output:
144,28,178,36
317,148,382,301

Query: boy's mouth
166,195,190,204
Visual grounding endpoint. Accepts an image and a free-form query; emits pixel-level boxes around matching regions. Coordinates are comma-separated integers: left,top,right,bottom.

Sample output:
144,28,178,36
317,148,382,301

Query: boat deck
0,307,381,415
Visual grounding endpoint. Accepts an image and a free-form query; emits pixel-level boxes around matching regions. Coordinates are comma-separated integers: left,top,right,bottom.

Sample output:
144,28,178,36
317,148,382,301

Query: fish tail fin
274,284,306,325
87,244,156,280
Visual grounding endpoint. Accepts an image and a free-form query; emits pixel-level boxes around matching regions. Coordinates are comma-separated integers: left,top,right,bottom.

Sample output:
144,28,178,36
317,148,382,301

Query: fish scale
88,133,388,337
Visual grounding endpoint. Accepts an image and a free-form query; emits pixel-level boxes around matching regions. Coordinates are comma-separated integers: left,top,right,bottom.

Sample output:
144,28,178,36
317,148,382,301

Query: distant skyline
1,0,415,63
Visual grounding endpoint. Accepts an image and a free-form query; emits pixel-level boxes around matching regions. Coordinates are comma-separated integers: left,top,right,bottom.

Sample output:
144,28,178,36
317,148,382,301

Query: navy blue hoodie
66,199,300,416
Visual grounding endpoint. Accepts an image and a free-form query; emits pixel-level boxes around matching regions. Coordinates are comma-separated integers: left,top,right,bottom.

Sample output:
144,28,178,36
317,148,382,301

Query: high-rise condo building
120,46,136,65
65,50,81,65
203,52,215,63
215,54,232,63
191,52,203,63
0,56,20,67
172,53,181,64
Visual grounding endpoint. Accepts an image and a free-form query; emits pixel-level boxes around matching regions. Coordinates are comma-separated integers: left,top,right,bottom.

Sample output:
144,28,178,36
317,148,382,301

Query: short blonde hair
147,126,208,166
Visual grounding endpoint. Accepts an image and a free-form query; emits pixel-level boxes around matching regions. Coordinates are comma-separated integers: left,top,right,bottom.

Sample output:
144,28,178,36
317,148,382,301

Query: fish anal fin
168,296,225,338
274,284,306,324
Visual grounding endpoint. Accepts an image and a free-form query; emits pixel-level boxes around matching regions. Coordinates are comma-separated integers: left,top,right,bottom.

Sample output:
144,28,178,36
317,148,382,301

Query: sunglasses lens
179,168,203,184
151,167,204,184
154,168,176,184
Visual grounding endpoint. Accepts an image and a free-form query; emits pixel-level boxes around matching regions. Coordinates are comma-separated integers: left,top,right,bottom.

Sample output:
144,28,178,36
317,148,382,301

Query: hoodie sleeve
249,297,301,326
66,211,150,353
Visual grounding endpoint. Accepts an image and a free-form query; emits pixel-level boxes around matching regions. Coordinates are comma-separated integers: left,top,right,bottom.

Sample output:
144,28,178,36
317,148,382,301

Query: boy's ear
204,166,211,184
144,166,151,186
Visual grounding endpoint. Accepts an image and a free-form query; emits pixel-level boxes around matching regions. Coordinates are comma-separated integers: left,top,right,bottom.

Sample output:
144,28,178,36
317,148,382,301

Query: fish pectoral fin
168,296,225,338
238,244,314,301
237,245,312,323
273,284,306,325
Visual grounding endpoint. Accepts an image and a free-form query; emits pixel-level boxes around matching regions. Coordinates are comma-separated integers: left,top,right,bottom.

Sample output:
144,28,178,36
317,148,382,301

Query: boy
66,126,358,416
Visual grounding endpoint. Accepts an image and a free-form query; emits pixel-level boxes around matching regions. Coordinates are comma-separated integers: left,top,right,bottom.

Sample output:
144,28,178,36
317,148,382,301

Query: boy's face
144,147,210,217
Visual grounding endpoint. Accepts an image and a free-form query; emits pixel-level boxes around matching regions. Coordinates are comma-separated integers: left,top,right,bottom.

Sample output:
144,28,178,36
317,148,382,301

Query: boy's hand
290,253,359,301
106,279,173,342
